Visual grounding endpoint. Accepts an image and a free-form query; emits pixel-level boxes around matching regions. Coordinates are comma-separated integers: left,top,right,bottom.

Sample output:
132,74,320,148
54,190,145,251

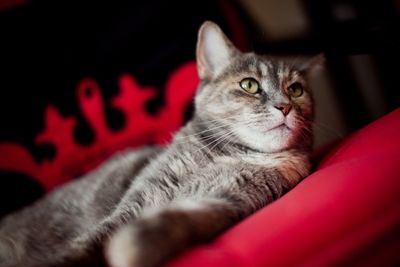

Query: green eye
288,82,304,97
239,78,260,94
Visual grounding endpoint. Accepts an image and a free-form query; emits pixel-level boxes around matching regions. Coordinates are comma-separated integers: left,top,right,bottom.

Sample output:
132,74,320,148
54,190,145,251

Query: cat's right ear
196,21,239,80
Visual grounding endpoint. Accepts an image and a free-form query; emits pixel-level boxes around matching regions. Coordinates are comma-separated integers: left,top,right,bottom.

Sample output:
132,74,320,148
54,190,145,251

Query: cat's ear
196,21,239,80
300,54,325,76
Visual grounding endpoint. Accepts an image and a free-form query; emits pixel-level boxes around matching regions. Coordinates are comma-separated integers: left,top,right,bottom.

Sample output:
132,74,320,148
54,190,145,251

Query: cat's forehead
217,53,303,90
232,53,293,76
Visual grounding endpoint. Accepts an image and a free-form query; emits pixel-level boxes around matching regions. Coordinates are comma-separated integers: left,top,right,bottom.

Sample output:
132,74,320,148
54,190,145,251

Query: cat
0,21,322,267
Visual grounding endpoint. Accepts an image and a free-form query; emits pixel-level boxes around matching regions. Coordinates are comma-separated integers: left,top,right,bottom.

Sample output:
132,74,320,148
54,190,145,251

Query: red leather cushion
167,108,400,267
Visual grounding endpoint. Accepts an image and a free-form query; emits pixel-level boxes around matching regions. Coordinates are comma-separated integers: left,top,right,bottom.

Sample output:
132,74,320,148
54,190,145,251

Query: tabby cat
0,21,322,267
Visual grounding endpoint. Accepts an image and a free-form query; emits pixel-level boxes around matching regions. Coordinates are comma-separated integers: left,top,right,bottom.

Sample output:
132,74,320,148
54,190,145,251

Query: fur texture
0,21,320,267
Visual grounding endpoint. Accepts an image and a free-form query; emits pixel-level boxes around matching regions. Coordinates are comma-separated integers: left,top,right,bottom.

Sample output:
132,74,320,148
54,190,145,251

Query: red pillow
167,108,400,267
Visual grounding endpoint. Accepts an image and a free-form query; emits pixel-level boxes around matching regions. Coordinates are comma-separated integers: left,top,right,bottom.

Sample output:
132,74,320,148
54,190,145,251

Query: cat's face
195,21,320,153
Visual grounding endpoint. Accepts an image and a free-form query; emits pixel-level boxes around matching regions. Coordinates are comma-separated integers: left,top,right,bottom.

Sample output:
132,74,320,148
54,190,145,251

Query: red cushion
167,108,400,267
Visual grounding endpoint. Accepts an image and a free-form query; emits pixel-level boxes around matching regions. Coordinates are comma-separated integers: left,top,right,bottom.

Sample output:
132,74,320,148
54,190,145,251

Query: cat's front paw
105,218,170,267
105,207,203,267
106,225,142,267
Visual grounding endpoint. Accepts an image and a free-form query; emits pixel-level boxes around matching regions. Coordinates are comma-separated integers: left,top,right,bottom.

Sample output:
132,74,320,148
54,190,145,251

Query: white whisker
194,130,234,155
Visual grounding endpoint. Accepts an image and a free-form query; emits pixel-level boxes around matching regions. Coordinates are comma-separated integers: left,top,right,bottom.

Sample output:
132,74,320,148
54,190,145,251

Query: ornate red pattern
0,62,199,190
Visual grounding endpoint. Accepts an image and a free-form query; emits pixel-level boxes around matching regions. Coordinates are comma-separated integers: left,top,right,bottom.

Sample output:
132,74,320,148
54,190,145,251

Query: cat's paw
105,214,181,267
105,226,142,267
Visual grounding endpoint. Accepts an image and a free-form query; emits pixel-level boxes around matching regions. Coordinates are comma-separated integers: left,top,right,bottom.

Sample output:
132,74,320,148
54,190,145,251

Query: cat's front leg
105,197,244,267
104,167,289,267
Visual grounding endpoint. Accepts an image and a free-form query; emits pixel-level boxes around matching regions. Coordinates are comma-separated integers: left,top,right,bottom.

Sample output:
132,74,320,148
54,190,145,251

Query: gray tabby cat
0,21,321,267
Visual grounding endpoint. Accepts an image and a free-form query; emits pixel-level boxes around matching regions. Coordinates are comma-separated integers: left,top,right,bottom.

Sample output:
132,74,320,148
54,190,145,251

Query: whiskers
312,121,344,139
194,130,236,155
175,114,268,155
293,114,344,147
173,111,333,155
173,114,238,145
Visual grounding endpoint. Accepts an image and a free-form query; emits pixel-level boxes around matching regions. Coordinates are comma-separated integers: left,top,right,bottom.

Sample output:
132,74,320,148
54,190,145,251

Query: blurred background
0,0,399,215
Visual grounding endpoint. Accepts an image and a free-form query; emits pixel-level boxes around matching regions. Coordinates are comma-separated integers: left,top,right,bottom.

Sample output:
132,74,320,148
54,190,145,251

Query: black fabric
0,172,44,218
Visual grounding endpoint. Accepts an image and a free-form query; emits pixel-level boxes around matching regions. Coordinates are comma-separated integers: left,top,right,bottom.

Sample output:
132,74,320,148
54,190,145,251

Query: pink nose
274,103,292,116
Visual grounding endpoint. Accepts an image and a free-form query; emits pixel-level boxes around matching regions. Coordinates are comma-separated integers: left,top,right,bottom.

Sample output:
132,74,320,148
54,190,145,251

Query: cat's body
0,21,320,267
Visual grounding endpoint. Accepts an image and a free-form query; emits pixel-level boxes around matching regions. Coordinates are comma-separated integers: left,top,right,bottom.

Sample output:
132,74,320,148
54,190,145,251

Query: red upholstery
167,108,400,267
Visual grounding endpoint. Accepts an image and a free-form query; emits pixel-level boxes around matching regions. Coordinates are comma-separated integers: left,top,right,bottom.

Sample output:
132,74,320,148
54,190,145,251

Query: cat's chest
161,152,282,178
163,153,264,178
214,152,310,186
214,153,281,168
143,149,206,180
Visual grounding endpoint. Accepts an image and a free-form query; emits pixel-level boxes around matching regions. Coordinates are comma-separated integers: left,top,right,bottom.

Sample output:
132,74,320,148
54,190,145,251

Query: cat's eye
239,78,260,94
287,82,304,97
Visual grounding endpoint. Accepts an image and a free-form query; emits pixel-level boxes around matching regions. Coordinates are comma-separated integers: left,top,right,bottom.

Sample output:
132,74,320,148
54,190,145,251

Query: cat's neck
174,117,311,187
173,120,311,187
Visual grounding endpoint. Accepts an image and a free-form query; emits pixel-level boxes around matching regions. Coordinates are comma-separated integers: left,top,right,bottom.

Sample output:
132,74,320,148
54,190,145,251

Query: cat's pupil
240,78,259,94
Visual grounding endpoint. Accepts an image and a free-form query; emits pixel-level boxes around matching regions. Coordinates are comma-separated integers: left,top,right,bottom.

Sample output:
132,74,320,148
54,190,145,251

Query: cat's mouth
270,123,291,131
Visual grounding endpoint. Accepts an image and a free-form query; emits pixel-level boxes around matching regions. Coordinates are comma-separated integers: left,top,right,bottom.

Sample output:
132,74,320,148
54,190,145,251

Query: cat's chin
235,126,293,153
263,127,293,152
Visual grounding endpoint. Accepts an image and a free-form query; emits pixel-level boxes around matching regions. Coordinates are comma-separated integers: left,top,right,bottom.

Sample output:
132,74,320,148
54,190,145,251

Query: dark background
0,0,399,216
0,0,255,217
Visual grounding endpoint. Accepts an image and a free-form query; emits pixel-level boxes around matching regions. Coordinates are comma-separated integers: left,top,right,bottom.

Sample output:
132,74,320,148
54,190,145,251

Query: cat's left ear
196,21,239,80
299,54,325,76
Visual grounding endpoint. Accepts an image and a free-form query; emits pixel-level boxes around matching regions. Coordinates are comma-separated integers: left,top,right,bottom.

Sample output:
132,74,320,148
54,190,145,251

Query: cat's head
194,21,322,153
